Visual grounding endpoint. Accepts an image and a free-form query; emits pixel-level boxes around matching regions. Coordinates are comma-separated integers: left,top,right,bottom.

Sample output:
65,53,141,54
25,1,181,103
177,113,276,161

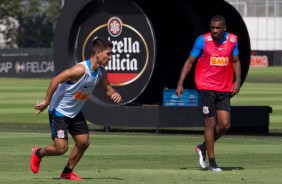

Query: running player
30,37,122,180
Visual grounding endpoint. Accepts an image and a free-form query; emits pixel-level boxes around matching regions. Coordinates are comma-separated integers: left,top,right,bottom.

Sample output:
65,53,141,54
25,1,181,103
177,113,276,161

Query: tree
0,0,61,48
0,0,21,48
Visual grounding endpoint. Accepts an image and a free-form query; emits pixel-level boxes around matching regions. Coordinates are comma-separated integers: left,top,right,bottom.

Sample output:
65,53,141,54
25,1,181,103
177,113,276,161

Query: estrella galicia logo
75,0,156,105
108,17,122,37
82,16,149,87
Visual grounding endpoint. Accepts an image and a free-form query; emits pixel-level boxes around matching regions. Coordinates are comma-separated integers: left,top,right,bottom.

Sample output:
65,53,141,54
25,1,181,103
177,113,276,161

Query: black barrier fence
83,103,272,135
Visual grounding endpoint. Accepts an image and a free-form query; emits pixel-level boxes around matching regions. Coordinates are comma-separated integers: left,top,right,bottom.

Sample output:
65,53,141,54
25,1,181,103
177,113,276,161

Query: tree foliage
0,0,61,48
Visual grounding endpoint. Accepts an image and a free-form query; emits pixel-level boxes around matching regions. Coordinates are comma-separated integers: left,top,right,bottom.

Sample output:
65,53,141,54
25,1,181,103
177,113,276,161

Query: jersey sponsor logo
73,91,89,100
210,57,229,66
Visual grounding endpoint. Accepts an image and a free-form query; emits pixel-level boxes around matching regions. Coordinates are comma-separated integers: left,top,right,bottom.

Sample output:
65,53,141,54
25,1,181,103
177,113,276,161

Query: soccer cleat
208,165,222,172
30,146,41,173
195,145,207,169
60,172,83,180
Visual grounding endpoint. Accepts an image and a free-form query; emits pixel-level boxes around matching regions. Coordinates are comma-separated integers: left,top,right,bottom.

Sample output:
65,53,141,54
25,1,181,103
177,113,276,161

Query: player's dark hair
211,15,226,24
91,37,113,54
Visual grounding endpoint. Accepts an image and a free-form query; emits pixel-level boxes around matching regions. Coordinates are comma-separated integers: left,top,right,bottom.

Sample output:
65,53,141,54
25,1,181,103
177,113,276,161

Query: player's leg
30,110,69,173
196,90,216,169
207,92,230,171
214,92,231,142
40,138,69,156
204,116,217,159
204,116,222,171
214,110,230,142
60,112,89,180
65,134,90,170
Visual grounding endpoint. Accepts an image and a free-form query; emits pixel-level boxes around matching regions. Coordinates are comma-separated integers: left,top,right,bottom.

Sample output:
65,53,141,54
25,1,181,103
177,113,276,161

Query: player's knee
56,145,68,155
219,122,230,130
77,141,90,150
205,118,217,128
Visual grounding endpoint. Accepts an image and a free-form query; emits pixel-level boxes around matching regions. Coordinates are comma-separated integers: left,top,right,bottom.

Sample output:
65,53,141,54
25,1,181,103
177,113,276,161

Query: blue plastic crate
163,89,199,106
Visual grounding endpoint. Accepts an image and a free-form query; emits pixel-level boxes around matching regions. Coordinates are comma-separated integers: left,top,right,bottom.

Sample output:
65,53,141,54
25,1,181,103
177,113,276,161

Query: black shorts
199,90,231,117
48,110,89,140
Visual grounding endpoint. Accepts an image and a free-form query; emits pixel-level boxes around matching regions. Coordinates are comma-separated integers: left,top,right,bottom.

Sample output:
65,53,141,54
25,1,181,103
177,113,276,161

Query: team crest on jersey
206,36,213,41
202,106,209,114
57,130,65,138
230,37,236,42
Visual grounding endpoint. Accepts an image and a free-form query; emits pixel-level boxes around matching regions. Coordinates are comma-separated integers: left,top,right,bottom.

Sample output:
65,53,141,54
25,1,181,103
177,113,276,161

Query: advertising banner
54,0,156,105
0,50,54,78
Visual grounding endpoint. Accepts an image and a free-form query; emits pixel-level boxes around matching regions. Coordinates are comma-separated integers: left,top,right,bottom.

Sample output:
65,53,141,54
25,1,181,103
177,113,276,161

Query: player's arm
100,67,122,103
176,35,203,97
231,55,241,96
176,56,197,97
34,64,85,114
231,41,241,96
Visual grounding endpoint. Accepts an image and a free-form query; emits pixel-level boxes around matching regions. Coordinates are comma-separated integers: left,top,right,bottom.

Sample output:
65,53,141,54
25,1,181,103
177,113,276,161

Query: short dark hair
211,15,226,24
91,37,113,54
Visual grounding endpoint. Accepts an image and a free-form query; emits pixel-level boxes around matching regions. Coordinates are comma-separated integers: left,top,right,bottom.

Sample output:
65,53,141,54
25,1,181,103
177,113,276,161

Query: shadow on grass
220,166,244,171
50,177,124,180
180,166,244,171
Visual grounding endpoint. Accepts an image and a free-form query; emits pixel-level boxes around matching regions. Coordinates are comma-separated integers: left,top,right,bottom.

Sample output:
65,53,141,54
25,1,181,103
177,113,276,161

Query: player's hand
231,81,240,96
34,101,48,115
111,92,122,103
176,85,184,97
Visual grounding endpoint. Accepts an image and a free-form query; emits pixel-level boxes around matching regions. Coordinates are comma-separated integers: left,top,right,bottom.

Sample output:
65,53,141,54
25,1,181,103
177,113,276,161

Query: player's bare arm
231,55,241,96
176,56,197,97
100,68,122,103
34,64,85,115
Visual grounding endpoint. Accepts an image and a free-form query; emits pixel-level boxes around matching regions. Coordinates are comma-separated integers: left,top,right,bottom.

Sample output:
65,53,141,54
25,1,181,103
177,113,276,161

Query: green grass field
231,66,282,131
0,66,281,184
1,132,282,184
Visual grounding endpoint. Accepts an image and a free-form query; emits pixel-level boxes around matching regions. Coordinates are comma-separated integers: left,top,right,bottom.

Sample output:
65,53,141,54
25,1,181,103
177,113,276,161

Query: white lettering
109,37,140,54
106,54,138,71
0,62,12,73
19,61,54,73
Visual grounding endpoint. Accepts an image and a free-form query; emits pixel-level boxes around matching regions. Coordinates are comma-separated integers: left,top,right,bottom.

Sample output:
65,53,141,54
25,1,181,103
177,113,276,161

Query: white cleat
208,166,222,172
195,145,207,169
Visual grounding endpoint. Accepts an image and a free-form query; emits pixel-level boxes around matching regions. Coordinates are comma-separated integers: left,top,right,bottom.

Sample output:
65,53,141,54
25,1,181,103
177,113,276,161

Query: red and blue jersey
190,32,238,92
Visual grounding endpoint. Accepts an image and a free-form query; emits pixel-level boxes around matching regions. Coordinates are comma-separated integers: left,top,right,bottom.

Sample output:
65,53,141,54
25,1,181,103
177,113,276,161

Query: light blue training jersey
48,59,103,118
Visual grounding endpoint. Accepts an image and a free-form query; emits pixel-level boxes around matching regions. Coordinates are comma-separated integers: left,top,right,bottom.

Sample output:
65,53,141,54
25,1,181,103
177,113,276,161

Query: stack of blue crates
163,88,199,106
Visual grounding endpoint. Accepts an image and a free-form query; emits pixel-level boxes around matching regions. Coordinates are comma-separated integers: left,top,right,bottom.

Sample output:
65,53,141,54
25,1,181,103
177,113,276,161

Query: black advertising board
54,0,156,105
0,49,54,78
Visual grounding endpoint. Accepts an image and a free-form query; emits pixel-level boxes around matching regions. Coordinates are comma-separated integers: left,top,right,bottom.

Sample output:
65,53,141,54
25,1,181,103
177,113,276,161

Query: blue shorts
199,90,231,117
48,109,89,140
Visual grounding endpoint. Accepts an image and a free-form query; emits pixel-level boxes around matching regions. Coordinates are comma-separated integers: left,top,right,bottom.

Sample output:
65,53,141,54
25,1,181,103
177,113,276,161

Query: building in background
225,0,282,66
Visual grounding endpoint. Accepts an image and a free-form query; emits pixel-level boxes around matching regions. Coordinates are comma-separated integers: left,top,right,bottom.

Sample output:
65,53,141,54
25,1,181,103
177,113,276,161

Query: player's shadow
218,166,244,171
180,166,244,171
51,177,123,180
